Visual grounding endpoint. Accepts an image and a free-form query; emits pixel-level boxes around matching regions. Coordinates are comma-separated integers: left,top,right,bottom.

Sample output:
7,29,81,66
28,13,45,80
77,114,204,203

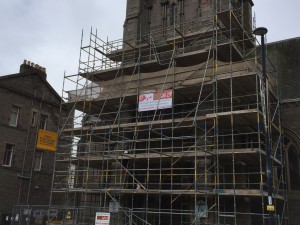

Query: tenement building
0,61,68,225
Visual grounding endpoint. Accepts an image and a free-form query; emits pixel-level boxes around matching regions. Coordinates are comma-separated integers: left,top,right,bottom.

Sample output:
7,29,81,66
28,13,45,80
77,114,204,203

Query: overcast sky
0,0,299,94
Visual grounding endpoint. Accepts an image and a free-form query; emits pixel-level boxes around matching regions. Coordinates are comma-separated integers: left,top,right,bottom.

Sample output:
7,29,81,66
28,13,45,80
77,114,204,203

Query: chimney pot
19,60,47,80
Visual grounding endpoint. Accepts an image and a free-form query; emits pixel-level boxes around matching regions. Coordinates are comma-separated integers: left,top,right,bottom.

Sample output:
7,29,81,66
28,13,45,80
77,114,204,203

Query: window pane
3,144,14,166
33,151,43,171
31,111,37,126
39,114,48,130
9,106,20,126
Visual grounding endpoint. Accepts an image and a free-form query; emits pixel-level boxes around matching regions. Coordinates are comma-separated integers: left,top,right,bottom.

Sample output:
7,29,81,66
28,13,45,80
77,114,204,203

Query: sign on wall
95,212,110,225
138,90,173,112
36,129,57,151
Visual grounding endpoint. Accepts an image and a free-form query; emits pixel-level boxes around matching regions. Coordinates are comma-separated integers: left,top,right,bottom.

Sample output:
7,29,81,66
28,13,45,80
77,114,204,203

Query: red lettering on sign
139,95,146,102
97,216,109,220
153,90,172,100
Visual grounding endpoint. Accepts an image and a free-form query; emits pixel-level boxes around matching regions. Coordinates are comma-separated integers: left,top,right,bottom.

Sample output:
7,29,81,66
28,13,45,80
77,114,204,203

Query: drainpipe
253,27,274,225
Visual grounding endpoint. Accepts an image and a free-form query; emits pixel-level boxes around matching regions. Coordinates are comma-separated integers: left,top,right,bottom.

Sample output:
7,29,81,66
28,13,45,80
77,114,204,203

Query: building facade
0,61,67,225
49,1,294,225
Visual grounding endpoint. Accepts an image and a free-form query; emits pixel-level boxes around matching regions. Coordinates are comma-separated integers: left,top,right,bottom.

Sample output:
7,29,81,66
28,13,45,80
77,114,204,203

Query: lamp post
253,27,274,225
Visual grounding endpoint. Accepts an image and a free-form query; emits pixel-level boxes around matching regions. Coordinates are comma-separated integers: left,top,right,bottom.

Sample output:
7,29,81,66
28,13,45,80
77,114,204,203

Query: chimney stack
20,59,47,80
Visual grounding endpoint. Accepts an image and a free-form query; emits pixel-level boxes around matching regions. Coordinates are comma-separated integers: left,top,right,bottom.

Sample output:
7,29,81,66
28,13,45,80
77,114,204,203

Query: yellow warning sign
267,205,275,212
36,129,57,151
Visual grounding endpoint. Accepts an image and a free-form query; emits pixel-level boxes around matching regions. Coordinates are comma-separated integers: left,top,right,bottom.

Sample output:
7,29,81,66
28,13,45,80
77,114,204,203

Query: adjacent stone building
0,61,68,225
267,37,300,225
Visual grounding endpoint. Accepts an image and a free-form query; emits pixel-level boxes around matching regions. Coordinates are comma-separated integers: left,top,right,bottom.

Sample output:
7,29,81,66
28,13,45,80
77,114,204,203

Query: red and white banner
138,90,173,112
95,212,110,225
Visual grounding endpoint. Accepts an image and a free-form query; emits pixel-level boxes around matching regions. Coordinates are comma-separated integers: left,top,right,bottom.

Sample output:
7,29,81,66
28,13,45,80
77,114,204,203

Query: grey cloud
0,0,299,93
0,0,126,93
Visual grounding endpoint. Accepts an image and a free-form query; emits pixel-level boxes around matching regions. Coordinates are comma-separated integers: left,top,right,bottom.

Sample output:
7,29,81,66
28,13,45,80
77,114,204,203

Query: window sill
2,165,12,168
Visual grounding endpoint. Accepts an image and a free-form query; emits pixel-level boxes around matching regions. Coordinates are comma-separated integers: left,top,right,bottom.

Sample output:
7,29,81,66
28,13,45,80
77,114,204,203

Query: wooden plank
206,108,258,118
57,148,260,162
52,188,284,199
62,115,206,134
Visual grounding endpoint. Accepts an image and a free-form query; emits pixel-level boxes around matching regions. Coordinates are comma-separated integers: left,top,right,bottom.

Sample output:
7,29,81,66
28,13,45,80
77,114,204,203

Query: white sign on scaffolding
109,200,119,213
95,212,110,225
138,90,173,112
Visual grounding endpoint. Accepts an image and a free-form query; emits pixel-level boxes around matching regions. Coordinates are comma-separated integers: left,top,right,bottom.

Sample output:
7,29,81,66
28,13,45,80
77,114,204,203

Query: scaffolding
50,1,288,225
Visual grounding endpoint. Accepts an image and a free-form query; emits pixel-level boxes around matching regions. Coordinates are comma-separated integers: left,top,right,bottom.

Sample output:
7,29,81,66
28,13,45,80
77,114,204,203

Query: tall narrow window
146,4,152,35
161,1,169,35
178,0,184,29
3,143,14,167
9,105,20,127
197,0,202,19
39,114,48,130
31,110,38,126
170,3,177,27
33,151,43,171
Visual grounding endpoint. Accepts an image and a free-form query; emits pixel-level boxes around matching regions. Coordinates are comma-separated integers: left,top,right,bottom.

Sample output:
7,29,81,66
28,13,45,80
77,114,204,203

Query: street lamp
253,27,274,225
